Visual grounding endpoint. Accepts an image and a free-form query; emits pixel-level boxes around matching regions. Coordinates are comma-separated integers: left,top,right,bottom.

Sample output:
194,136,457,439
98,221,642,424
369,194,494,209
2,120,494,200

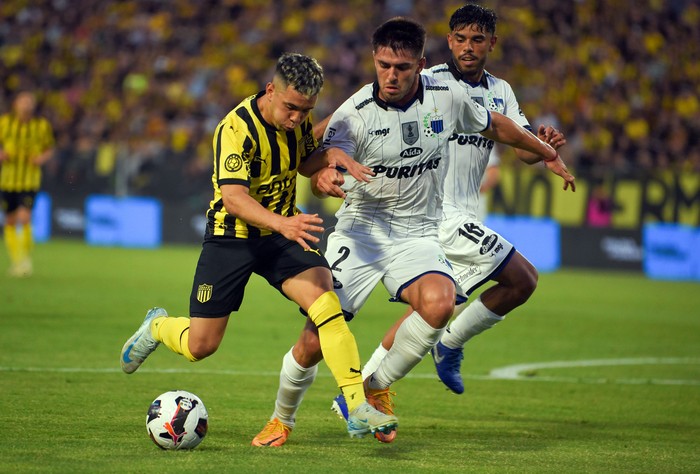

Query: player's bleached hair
275,52,324,97
449,3,497,35
372,17,426,59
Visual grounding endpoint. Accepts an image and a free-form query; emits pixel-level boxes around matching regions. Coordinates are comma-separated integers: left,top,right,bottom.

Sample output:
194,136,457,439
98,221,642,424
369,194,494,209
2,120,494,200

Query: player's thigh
439,216,515,296
254,233,333,311
189,237,256,318
383,237,459,304
324,231,389,317
384,239,456,325
282,266,334,311
492,250,538,288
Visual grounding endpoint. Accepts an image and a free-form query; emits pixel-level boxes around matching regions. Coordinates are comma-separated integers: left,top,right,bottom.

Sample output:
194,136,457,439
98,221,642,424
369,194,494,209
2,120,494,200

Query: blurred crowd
1,0,698,199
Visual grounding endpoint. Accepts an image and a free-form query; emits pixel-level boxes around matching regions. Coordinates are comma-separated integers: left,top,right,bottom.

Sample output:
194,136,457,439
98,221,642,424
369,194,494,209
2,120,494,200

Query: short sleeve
216,118,254,186
322,101,361,159
453,83,491,135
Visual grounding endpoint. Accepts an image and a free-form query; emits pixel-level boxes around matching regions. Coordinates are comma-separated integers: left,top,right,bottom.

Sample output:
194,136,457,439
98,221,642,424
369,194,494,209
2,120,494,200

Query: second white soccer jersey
424,62,531,221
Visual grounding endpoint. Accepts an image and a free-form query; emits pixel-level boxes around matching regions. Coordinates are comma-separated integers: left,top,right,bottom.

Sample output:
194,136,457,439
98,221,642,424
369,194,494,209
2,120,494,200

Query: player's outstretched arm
481,111,558,161
515,125,575,192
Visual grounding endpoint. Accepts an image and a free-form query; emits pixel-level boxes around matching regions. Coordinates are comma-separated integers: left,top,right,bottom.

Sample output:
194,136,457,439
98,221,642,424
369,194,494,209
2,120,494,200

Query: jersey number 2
329,246,350,273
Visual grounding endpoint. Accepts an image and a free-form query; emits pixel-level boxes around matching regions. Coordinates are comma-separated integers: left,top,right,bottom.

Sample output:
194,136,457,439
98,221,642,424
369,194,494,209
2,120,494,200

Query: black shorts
189,233,330,318
0,191,37,214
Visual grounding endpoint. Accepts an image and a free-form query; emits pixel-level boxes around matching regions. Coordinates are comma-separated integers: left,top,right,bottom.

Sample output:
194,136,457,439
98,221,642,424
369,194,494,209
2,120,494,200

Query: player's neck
463,70,484,84
256,94,277,129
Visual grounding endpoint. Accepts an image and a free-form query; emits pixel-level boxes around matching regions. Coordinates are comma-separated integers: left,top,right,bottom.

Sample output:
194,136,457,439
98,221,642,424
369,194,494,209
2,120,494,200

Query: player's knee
417,292,455,328
188,339,220,360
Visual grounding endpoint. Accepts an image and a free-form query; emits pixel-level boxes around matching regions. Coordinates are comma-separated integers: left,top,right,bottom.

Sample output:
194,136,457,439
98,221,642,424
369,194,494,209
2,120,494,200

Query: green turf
1,240,699,473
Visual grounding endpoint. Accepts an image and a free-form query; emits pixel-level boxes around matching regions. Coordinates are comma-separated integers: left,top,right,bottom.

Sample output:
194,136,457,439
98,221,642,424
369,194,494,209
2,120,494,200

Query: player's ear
265,82,275,100
489,34,498,52
417,56,427,73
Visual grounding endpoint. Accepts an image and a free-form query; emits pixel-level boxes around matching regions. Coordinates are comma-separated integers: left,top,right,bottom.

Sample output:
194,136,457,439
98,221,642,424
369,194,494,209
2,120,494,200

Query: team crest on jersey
423,110,444,137
224,154,243,172
486,91,505,112
197,284,213,303
401,121,419,145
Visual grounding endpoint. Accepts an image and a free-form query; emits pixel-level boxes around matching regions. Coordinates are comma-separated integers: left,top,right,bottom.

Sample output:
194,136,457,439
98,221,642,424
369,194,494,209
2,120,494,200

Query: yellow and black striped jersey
0,113,55,192
206,91,318,238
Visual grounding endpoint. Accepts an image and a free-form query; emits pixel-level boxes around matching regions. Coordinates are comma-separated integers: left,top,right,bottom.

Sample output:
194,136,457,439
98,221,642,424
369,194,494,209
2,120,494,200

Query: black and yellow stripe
206,91,317,239
0,114,54,192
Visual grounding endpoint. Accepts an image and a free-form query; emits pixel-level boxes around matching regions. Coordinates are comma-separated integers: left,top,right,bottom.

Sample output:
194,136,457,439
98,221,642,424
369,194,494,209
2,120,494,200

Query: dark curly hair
449,3,498,35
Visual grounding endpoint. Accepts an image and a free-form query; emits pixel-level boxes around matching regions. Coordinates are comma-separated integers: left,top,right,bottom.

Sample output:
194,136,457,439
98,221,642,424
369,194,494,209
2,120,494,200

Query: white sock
362,342,389,381
272,348,318,428
368,311,443,390
441,296,504,349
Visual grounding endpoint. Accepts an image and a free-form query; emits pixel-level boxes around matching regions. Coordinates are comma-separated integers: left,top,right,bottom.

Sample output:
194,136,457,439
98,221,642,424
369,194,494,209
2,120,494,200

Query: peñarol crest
197,284,213,303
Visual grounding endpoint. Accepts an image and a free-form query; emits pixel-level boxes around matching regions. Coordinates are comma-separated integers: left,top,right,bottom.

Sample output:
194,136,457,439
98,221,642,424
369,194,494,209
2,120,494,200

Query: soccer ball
146,390,209,450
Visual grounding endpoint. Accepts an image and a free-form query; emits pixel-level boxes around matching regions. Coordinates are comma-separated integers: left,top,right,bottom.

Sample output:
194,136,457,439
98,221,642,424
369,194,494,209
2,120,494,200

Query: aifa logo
402,121,419,145
422,109,444,138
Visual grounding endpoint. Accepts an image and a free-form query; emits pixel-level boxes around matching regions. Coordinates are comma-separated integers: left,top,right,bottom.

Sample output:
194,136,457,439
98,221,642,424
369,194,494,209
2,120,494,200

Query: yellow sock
4,226,22,264
21,224,33,257
308,291,365,412
151,316,198,362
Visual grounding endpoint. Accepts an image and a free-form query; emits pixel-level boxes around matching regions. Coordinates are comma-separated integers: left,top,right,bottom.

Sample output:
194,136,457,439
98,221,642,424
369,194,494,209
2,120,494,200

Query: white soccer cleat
346,401,398,439
120,307,168,374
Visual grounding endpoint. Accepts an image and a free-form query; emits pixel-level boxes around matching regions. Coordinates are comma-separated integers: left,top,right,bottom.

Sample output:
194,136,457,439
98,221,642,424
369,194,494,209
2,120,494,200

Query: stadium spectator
0,0,696,196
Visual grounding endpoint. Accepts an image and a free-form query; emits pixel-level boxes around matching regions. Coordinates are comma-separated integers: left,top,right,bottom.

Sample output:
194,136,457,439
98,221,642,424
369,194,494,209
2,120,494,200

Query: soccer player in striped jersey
359,4,574,401
119,53,397,446
0,91,55,277
265,17,574,443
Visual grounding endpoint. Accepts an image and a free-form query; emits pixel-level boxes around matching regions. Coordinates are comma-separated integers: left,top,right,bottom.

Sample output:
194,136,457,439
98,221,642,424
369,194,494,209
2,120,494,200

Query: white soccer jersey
322,75,491,239
424,63,531,221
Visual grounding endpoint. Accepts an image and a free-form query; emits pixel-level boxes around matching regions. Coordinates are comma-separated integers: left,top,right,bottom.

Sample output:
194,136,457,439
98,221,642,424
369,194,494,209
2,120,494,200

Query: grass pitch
1,240,699,473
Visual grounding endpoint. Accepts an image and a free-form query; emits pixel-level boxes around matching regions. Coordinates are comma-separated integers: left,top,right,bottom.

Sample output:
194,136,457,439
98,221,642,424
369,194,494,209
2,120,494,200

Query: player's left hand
278,213,325,250
544,155,576,192
312,165,346,198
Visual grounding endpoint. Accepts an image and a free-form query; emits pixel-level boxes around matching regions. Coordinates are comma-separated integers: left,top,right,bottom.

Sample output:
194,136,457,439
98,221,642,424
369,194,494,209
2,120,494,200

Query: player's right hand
279,213,324,250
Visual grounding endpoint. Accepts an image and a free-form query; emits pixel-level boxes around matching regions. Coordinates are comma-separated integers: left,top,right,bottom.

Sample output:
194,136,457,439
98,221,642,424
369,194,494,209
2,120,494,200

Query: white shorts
325,230,464,317
438,215,516,296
